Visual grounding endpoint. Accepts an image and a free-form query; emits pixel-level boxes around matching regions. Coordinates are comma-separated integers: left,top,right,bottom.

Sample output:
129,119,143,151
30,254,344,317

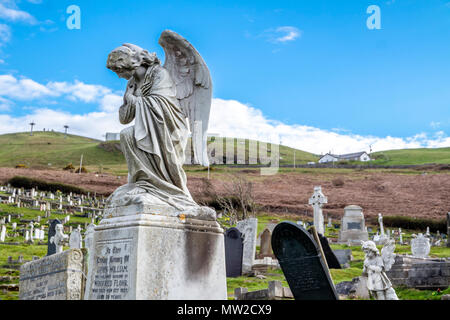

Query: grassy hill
1,132,449,169
371,147,450,166
0,131,125,169
0,132,318,169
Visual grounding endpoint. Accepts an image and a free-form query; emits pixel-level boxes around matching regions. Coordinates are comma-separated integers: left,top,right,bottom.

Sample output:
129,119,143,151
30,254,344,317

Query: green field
0,131,125,169
0,132,449,170
371,147,450,166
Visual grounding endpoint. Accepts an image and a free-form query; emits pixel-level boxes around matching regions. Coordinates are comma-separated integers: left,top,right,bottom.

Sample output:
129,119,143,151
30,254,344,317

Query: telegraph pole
29,121,35,136
64,125,69,138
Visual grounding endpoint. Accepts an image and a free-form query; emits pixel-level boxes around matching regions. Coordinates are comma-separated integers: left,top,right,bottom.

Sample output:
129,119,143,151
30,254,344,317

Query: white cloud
0,74,122,104
0,74,449,153
0,108,124,140
0,24,11,45
274,26,301,43
0,3,37,24
208,98,450,154
262,26,302,44
0,96,12,110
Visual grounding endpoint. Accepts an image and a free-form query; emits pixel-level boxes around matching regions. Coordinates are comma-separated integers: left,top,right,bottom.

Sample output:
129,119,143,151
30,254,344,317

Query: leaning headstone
338,205,369,244
314,232,341,269
47,219,62,256
236,218,258,274
411,234,430,258
309,186,328,235
224,228,244,277
272,222,339,300
19,249,86,300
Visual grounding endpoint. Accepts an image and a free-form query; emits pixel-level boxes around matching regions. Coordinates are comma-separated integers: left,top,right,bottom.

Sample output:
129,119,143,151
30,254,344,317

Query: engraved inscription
90,240,132,300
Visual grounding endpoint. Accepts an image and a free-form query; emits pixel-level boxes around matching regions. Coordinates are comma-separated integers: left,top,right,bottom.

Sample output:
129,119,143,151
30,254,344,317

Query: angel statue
105,30,215,220
361,240,399,300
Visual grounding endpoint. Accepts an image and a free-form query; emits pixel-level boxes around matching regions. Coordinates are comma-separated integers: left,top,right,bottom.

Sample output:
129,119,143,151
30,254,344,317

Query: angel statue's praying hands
104,30,215,221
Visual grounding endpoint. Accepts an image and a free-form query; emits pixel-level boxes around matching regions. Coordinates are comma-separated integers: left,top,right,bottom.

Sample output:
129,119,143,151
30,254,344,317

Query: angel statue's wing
159,30,212,167
381,239,396,272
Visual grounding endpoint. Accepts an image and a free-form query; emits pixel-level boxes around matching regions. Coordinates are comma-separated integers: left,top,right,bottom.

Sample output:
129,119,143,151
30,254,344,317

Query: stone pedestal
84,210,227,300
338,205,369,245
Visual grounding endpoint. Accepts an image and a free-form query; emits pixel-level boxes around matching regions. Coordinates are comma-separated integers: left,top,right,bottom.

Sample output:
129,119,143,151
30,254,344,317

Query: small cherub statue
361,240,399,300
50,224,69,254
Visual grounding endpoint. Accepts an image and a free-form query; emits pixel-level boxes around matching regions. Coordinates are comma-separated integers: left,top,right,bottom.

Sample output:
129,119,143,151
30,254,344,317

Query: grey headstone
224,228,243,277
333,249,352,267
271,222,339,300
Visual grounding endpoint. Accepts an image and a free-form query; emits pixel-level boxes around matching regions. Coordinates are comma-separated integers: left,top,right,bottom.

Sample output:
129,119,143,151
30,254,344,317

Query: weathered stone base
386,255,450,290
84,213,227,300
19,249,86,300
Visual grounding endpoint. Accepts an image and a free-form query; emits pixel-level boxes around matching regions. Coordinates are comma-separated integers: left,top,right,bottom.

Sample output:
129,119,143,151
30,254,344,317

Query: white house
318,152,371,164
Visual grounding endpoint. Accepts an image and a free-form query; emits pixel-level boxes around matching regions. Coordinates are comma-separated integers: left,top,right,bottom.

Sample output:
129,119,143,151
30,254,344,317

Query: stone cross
308,186,327,235
378,213,385,236
50,224,68,254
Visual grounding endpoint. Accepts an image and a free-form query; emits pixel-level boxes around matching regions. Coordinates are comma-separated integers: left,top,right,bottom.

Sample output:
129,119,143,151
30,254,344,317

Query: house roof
319,151,369,161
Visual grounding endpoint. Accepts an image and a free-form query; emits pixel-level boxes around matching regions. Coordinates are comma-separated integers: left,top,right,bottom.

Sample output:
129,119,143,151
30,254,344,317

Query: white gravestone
338,205,369,244
0,225,6,242
308,186,327,235
411,233,430,258
69,229,82,249
236,218,258,274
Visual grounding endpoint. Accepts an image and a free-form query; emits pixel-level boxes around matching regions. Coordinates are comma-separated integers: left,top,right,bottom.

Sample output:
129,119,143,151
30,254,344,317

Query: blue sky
0,0,449,154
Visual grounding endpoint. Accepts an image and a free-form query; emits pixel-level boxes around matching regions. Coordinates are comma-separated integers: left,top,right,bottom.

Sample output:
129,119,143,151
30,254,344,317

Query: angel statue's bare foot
126,186,146,195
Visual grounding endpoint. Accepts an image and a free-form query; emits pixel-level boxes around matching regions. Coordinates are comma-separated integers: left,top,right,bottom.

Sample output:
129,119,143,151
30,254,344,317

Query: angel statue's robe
115,63,198,210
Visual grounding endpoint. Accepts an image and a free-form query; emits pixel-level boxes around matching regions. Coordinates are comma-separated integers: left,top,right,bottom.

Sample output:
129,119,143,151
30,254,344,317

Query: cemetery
0,3,449,306
0,181,448,300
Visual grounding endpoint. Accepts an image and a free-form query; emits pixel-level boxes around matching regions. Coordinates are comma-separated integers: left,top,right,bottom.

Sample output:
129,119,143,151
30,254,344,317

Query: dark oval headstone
271,222,339,300
47,219,61,256
224,227,243,277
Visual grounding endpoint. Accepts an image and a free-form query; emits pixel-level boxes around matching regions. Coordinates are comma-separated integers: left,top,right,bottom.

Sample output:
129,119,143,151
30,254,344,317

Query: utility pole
293,150,296,169
79,154,83,174
29,121,35,136
64,125,69,138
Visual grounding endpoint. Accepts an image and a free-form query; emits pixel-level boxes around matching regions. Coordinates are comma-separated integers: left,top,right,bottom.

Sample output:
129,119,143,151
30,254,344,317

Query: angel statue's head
107,43,160,80
361,240,380,257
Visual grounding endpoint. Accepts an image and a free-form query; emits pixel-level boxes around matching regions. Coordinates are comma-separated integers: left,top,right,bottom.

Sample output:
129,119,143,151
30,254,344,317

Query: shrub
383,216,447,233
75,166,88,173
332,178,345,187
63,163,75,171
8,176,89,195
